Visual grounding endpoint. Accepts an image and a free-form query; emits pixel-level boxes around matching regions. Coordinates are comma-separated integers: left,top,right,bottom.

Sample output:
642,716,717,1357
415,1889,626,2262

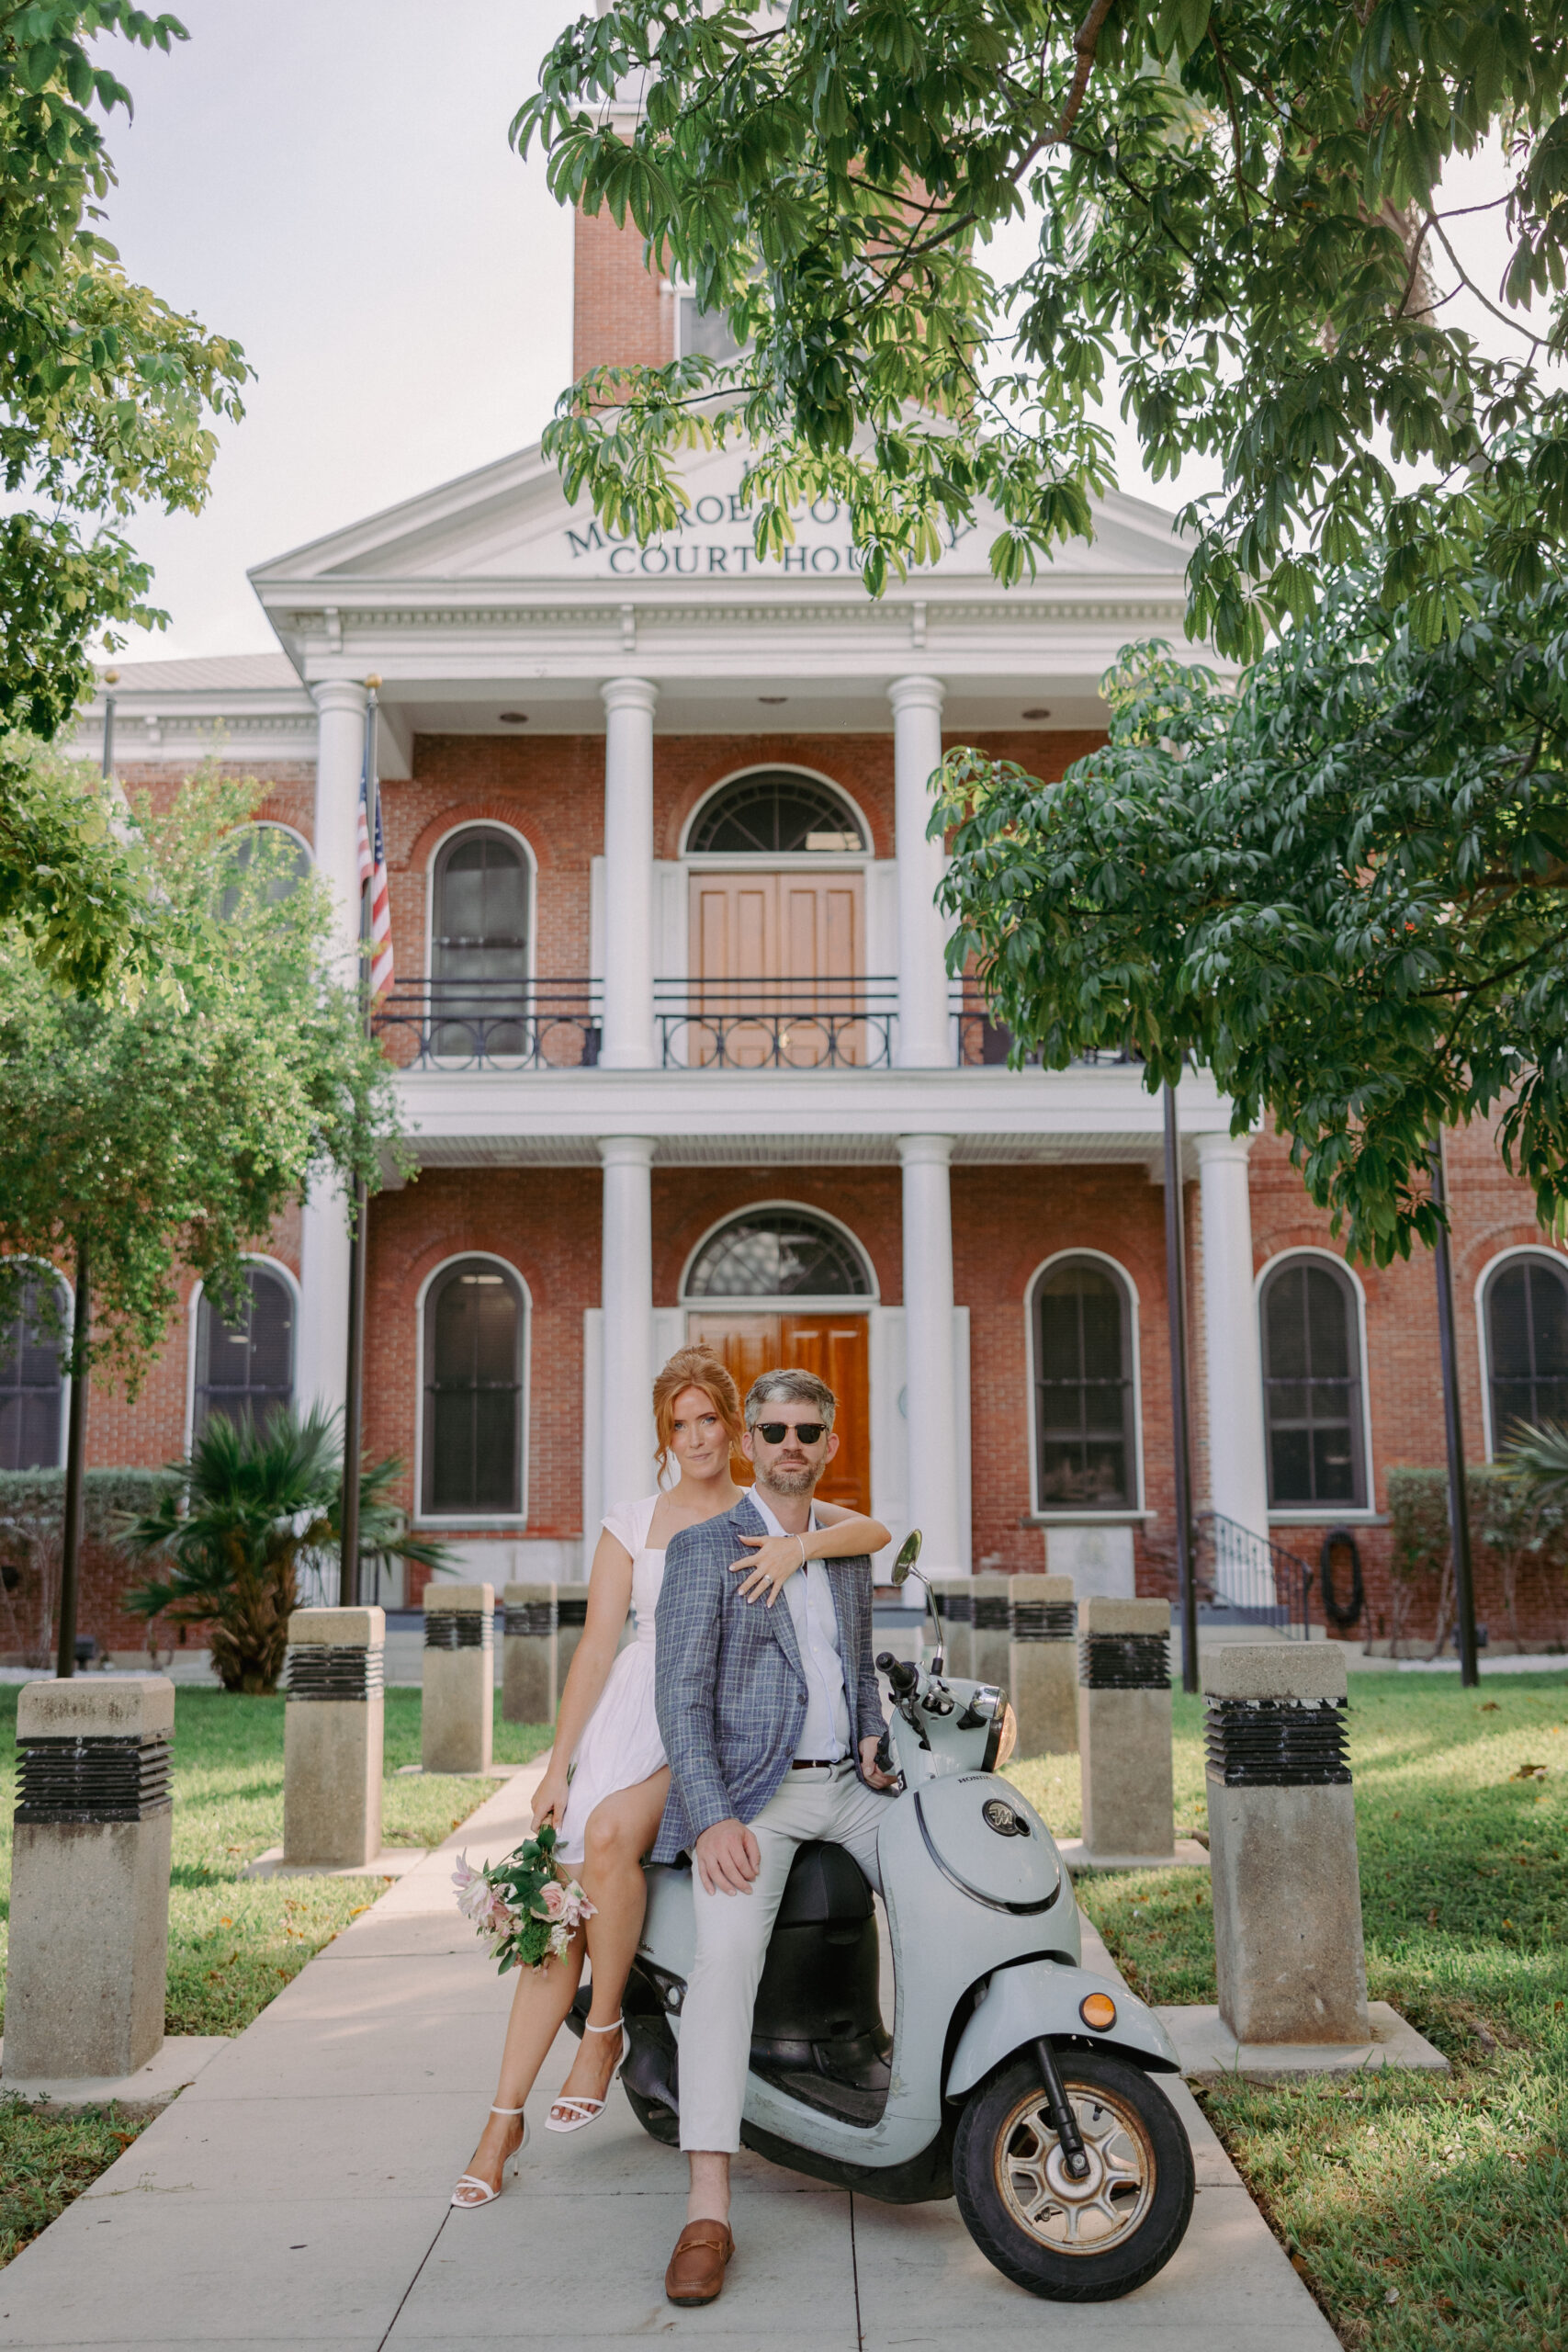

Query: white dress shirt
749,1487,852,1761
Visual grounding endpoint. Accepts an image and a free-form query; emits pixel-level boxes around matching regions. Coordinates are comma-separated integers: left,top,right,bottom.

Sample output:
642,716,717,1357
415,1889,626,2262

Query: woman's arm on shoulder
809,1502,892,1557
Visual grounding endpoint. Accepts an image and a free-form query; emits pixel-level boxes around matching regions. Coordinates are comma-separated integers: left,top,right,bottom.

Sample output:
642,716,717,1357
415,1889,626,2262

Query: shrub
0,1467,176,1664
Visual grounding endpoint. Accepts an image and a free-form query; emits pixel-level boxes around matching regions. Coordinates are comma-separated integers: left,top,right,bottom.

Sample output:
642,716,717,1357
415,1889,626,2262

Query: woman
451,1344,890,2206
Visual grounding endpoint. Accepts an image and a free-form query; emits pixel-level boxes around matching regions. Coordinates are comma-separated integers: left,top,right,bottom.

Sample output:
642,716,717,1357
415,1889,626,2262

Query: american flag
356,755,394,1001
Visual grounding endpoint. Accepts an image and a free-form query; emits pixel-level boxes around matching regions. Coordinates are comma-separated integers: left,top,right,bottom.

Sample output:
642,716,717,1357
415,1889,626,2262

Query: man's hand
860,1735,897,1791
694,1817,761,1896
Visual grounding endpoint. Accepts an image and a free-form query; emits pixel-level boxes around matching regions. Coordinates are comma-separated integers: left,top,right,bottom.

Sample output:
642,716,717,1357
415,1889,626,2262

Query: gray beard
755,1461,818,1502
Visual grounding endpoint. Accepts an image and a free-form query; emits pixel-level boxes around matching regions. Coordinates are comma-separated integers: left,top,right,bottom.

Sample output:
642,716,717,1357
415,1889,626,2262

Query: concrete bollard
423,1583,494,1774
1203,1645,1369,2045
1008,1575,1077,1756
502,1582,558,1724
555,1588,589,1693
929,1578,973,1676
969,1573,1012,1689
283,1607,385,1868
2,1677,174,2083
1077,1598,1177,1865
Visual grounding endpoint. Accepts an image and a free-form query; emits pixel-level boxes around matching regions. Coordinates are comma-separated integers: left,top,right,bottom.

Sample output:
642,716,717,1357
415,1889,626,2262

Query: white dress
556,1494,669,1866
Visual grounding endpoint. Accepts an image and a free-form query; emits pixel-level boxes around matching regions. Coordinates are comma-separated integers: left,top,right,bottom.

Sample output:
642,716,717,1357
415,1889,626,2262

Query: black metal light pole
1163,1080,1200,1693
54,1243,91,1680
55,677,119,1678
338,679,380,1608
1428,1135,1480,1687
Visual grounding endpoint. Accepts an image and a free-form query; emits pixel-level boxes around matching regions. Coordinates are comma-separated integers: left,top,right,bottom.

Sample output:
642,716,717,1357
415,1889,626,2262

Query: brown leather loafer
664,2218,735,2306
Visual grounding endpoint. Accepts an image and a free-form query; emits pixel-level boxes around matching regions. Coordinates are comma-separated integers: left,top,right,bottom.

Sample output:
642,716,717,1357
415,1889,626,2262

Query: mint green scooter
587,1535,1195,2303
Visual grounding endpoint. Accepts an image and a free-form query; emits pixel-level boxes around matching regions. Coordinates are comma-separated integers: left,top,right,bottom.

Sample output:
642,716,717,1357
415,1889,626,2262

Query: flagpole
340,677,380,1608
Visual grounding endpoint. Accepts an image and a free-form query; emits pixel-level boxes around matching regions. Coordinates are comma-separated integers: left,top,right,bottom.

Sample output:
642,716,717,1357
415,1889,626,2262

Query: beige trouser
676,1762,891,2154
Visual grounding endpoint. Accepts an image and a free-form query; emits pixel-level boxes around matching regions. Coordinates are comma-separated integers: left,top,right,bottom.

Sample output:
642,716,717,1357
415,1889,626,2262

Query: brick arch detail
402,803,557,881
1459,1220,1568,1292
393,1232,552,1319
654,736,896,860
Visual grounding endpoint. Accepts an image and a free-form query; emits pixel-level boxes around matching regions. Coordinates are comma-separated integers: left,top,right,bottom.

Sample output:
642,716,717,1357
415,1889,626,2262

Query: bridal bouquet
451,1824,595,1973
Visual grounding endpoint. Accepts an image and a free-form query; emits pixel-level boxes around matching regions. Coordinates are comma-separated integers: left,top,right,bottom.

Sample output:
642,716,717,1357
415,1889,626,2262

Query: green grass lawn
0,1684,551,2267
1009,1671,1568,2352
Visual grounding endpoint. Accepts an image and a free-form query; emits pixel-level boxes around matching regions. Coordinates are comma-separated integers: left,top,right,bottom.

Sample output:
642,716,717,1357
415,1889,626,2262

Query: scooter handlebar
877,1651,920,1700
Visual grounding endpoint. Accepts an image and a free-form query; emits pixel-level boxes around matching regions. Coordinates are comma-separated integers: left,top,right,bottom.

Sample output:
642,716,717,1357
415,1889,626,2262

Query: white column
888,674,950,1069
601,678,659,1069
1196,1133,1270,1544
900,1135,963,1577
310,679,367,985
296,680,368,1419
600,1137,656,1514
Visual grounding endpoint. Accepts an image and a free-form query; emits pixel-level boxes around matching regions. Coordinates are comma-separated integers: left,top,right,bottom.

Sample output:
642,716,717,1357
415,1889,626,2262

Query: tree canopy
934,555,1568,1263
518,1,1568,655
0,4,247,739
0,776,400,1386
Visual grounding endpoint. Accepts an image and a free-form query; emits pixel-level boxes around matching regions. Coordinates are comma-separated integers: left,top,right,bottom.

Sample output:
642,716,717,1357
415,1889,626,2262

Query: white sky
98,5,1545,662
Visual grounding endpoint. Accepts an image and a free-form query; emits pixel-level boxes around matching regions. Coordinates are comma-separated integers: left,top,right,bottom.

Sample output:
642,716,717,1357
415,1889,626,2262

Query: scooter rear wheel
953,2049,1193,2302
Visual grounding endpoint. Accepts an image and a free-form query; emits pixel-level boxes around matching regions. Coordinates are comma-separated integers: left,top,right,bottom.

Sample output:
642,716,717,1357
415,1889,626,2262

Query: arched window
1483,1253,1568,1449
686,771,866,856
194,1265,295,1437
422,1259,525,1515
0,1270,67,1470
683,1208,872,1301
1032,1258,1136,1510
1259,1257,1366,1508
432,829,531,1057
216,823,311,920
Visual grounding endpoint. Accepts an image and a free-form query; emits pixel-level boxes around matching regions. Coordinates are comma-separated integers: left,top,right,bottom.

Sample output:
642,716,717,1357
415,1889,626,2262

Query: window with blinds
1484,1255,1568,1449
1259,1257,1365,1508
1032,1259,1136,1510
423,1259,525,1515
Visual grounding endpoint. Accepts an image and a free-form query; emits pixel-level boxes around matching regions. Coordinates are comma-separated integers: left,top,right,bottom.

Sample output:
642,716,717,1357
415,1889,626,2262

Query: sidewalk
0,1764,1337,2351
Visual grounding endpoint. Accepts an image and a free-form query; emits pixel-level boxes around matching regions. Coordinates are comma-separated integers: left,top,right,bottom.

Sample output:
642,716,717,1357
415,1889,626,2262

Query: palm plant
122,1405,448,1693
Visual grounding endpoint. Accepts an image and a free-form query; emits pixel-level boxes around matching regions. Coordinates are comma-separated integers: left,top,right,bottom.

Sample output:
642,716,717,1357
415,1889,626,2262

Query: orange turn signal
1078,1992,1117,2031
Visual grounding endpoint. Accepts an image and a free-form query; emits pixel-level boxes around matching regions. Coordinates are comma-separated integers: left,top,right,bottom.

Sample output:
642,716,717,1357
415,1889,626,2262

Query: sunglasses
753,1421,827,1446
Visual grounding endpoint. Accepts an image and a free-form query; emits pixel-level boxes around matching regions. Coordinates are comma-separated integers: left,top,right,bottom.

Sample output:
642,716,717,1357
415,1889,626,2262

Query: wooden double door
688,869,866,1066
687,1310,872,1515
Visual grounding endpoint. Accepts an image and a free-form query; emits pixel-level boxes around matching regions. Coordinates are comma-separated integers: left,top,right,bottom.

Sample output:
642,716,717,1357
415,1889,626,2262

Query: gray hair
744,1367,836,1430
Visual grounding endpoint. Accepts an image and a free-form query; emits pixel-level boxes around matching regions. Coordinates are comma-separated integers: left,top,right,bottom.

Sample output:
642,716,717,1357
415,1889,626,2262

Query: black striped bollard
502,1583,558,1724
1008,1575,1077,1756
1,1676,174,2082
969,1575,1012,1690
1203,1645,1369,2044
555,1589,590,1690
1077,1598,1178,1865
929,1579,974,1677
283,1607,386,1868
423,1583,493,1774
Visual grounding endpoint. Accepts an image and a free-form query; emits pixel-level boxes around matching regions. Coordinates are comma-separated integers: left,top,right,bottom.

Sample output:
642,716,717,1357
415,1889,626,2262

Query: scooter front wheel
953,2049,1194,2302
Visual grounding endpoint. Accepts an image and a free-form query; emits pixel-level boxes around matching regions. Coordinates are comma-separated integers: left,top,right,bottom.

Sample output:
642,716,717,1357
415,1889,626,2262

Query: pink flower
535,1880,567,1921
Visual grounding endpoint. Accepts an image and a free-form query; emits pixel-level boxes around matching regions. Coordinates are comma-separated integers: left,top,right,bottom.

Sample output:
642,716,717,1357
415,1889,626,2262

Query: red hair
653,1347,743,1481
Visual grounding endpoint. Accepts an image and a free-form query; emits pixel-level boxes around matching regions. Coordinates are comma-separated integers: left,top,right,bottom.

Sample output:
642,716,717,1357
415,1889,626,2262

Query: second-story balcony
374,978,1140,1075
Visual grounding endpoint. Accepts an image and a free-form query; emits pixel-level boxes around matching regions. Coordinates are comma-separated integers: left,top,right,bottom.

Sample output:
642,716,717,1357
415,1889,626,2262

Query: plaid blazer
650,1491,882,1864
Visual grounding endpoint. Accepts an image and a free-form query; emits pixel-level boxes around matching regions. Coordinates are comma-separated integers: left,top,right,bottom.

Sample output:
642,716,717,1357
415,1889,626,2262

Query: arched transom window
1483,1253,1568,1450
0,1270,67,1470
423,1258,525,1515
1259,1256,1366,1508
683,1209,871,1301
195,1265,295,1437
686,772,866,856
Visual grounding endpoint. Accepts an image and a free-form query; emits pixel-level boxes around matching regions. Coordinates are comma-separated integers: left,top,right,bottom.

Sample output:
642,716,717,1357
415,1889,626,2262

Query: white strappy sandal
545,2017,629,2134
450,2106,526,2207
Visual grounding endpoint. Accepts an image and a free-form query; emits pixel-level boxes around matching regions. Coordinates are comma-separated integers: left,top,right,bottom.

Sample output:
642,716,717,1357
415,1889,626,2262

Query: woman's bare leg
454,1926,587,2202
549,1770,671,2122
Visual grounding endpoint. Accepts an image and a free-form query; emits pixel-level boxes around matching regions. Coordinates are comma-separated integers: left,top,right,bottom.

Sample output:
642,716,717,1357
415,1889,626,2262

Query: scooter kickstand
1034,2037,1090,2181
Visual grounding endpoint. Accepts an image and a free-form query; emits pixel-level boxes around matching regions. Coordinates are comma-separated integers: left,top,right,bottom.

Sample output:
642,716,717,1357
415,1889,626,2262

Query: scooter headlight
982,1695,1017,1773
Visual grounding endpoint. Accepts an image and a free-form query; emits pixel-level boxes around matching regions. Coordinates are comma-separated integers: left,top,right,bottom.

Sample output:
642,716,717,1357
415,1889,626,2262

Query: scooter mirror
892,1531,923,1587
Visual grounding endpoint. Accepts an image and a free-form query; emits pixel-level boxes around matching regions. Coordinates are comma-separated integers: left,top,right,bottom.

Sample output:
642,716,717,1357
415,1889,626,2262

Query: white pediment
250,436,1187,595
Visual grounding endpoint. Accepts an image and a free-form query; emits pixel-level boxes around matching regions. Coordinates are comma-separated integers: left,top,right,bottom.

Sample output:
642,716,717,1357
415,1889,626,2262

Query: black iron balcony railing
372,979,602,1069
952,982,1141,1069
655,977,897,1069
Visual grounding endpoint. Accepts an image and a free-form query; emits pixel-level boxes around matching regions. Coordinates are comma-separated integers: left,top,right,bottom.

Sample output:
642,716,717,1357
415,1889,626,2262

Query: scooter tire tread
953,2049,1194,2303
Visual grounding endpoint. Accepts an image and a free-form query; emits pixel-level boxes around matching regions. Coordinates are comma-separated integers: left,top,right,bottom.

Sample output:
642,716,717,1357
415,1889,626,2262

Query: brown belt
790,1757,843,1770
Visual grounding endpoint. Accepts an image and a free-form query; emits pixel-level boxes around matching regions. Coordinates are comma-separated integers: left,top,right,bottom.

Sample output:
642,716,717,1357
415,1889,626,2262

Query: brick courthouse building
22,210,1568,1657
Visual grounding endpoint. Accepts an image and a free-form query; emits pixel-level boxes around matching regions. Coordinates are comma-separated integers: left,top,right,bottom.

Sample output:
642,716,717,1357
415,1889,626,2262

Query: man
650,1367,896,2308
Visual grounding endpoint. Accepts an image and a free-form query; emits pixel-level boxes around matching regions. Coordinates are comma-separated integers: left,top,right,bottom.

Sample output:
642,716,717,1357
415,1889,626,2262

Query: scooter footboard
945,1960,1180,2100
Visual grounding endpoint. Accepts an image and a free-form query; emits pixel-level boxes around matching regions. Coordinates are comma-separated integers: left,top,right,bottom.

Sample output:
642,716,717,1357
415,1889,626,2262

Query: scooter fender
945,1960,1181,2101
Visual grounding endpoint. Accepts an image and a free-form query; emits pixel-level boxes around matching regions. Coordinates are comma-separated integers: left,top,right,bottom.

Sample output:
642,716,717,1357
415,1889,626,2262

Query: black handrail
1195,1511,1315,1639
